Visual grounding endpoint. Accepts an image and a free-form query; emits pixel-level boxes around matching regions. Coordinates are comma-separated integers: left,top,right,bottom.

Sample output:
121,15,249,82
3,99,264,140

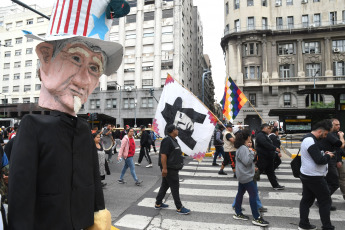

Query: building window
249,94,256,106
249,66,255,78
124,80,135,87
90,99,100,109
5,39,11,46
333,61,345,76
304,41,320,54
286,0,293,5
26,48,33,54
330,12,337,25
284,93,291,107
128,0,137,7
257,66,261,78
142,79,153,88
3,75,9,81
4,63,10,69
234,0,240,9
287,16,294,29
14,62,21,68
126,14,136,23
262,0,267,6
25,72,32,79
34,97,39,103
112,18,119,26
247,17,255,30
6,23,12,29
235,19,240,32
306,63,321,77
13,73,20,80
313,0,320,2
279,64,294,78
162,9,173,18
35,84,41,90
225,2,229,14
37,17,44,23
2,87,8,93
13,86,19,92
144,0,155,5
276,17,283,29
225,24,229,34
314,14,321,26
144,11,154,21
124,98,135,109
278,43,294,55
15,50,21,56
24,85,31,92
332,40,345,52
4,51,11,57
143,28,154,37
244,66,261,79
27,37,33,42
247,0,254,6
27,19,33,25
12,98,19,103
106,99,117,109
15,37,23,44
25,60,33,67
302,15,309,27
125,31,136,40
142,97,153,108
23,98,30,103
262,17,267,29
16,21,23,27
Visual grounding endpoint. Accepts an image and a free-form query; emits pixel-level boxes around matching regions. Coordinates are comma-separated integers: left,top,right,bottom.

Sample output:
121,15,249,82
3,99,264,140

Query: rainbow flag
221,77,248,122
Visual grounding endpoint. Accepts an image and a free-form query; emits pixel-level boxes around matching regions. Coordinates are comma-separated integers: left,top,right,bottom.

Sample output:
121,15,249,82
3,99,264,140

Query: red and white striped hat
24,0,130,75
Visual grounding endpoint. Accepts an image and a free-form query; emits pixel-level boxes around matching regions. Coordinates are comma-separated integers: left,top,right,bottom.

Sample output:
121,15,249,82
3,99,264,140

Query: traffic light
87,113,91,120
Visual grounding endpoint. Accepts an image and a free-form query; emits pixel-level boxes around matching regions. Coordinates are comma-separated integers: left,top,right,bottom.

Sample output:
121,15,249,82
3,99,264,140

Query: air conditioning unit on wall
275,2,282,6
301,0,308,4
333,48,340,53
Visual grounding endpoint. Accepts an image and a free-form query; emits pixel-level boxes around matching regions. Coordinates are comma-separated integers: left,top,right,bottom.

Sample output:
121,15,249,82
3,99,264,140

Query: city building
221,0,345,131
0,0,214,128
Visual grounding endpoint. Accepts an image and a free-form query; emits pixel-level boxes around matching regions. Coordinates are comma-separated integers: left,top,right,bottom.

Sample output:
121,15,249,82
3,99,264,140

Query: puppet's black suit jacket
8,111,104,230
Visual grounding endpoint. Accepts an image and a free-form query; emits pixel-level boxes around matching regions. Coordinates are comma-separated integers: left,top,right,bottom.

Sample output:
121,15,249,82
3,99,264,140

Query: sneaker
146,164,153,168
218,170,227,175
135,180,143,186
298,224,317,230
233,213,249,220
101,182,107,187
233,173,237,178
343,194,345,200
232,206,245,211
118,179,125,184
212,163,219,166
258,207,268,212
273,185,285,190
155,203,169,210
330,206,337,211
135,162,141,166
252,216,269,227
176,207,191,215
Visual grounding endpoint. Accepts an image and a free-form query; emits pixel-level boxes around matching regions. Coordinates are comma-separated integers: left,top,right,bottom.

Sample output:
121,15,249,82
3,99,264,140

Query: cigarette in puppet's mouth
74,96,82,114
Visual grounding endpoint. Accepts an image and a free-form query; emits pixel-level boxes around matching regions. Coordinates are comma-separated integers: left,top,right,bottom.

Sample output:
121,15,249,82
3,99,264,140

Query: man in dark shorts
218,123,237,177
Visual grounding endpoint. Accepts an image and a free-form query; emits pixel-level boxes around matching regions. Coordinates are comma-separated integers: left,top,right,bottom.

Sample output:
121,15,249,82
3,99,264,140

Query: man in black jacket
136,125,152,168
269,127,282,170
256,124,284,190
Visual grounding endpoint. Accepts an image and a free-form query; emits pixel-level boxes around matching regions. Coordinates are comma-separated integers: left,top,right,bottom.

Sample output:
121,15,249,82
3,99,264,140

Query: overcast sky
3,0,225,101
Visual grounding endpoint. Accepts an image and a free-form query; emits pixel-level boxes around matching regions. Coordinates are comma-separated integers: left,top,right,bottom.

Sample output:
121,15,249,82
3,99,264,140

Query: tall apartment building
221,0,345,131
0,1,213,127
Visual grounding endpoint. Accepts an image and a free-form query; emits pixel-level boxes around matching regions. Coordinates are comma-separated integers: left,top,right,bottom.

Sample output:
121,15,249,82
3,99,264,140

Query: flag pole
168,74,225,127
225,75,266,123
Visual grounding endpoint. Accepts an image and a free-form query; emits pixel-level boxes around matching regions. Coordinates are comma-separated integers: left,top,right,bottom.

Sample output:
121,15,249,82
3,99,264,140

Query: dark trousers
274,153,282,170
326,164,339,196
234,181,260,219
299,174,334,230
213,146,224,164
257,157,279,188
156,169,182,209
138,145,152,164
150,140,157,153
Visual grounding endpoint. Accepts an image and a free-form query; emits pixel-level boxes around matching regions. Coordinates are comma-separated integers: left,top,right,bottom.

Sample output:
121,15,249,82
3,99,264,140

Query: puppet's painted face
37,42,103,115
173,111,194,132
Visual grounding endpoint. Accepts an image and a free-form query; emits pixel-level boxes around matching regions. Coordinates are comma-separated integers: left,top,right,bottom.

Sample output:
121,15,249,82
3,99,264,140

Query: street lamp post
313,70,319,104
0,93,7,117
115,82,122,126
202,70,211,103
134,86,137,128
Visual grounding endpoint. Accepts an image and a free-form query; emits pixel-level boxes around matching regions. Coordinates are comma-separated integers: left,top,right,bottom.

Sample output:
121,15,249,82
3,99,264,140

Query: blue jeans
120,157,138,182
234,180,260,219
232,181,262,209
213,146,224,164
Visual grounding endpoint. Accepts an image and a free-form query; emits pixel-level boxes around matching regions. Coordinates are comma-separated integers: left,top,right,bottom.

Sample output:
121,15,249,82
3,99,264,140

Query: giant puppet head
25,0,130,116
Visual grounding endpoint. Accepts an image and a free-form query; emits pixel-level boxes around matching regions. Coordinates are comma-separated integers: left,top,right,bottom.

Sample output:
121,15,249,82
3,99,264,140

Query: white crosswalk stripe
114,158,345,229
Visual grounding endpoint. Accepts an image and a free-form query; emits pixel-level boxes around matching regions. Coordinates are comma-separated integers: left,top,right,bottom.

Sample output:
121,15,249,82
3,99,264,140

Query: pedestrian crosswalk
113,158,344,229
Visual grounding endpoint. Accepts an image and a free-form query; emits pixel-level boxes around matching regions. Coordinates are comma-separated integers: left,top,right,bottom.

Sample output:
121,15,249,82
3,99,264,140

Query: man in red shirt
117,128,142,186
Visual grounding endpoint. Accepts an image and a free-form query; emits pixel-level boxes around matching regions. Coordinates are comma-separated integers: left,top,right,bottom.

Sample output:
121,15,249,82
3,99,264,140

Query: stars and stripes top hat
23,0,130,76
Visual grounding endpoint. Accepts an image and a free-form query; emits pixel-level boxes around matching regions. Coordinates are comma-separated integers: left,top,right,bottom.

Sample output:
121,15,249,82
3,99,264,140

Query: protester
256,124,284,190
93,132,107,187
318,118,344,211
8,0,130,228
148,124,157,153
112,124,121,153
136,125,152,168
232,130,269,227
299,120,335,230
120,125,129,140
102,124,114,163
117,128,142,186
269,127,282,170
218,123,236,177
212,125,225,166
91,126,99,134
155,124,190,214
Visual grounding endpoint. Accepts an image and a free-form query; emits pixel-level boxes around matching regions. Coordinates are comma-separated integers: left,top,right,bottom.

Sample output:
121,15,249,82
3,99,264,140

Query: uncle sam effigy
8,1,129,229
